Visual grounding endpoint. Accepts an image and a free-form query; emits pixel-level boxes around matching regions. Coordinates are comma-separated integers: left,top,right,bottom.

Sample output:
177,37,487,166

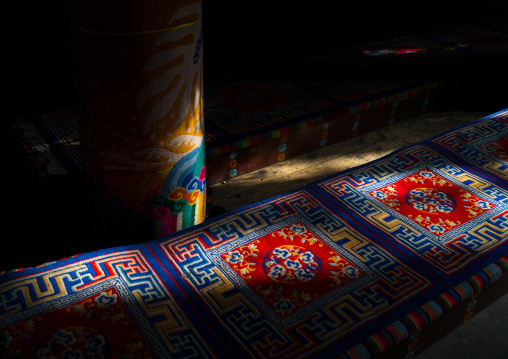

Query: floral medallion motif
33,327,110,359
262,245,321,284
221,223,364,317
369,170,495,235
0,288,157,358
405,188,456,214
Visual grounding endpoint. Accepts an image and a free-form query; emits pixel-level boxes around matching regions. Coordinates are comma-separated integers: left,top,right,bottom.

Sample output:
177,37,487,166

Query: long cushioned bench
5,12,508,359
3,108,508,358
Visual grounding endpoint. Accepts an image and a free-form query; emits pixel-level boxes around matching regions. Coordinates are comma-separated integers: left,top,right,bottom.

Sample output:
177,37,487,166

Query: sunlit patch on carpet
3,110,508,358
369,169,495,236
311,143,508,283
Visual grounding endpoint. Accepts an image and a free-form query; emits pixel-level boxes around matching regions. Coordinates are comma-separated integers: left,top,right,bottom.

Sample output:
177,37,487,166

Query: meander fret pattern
313,144,508,280
157,190,433,357
3,111,508,358
0,251,214,358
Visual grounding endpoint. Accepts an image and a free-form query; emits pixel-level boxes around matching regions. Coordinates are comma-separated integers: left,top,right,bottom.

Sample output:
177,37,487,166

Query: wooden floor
210,110,492,213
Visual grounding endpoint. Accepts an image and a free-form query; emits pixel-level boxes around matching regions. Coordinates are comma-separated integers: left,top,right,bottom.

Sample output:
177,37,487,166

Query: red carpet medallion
2,110,508,358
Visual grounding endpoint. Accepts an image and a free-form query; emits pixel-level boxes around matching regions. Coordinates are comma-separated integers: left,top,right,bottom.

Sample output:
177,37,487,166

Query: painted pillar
68,1,205,243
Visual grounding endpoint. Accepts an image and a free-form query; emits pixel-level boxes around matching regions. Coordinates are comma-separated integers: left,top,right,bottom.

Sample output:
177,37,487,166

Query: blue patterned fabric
309,110,508,285
2,110,508,358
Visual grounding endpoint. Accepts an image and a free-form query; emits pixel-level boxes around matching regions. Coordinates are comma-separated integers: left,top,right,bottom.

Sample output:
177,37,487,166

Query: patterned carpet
2,109,508,358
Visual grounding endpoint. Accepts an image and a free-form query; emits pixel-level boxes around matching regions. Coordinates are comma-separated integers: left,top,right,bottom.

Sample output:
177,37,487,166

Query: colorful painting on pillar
69,0,205,241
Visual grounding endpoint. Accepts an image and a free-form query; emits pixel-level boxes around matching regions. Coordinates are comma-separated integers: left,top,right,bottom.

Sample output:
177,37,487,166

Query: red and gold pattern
479,135,508,161
221,223,364,318
2,288,155,358
370,170,494,235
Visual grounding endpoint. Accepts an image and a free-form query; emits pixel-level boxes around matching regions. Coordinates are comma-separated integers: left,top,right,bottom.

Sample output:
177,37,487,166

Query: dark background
202,1,508,76
2,1,508,271
2,1,508,113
